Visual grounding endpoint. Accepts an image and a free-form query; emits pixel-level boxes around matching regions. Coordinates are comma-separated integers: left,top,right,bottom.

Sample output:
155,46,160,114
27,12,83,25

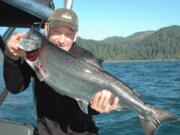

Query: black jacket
3,43,100,135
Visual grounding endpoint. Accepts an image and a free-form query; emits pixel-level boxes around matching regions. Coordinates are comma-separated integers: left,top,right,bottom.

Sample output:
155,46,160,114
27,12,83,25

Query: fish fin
84,57,103,69
33,62,48,81
26,59,48,81
138,105,177,135
76,98,89,114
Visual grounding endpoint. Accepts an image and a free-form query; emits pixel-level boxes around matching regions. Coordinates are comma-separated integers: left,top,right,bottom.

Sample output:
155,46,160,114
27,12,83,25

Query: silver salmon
18,28,177,135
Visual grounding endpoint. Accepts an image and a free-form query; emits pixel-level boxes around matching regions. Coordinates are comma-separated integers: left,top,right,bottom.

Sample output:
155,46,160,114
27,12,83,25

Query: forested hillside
77,25,180,60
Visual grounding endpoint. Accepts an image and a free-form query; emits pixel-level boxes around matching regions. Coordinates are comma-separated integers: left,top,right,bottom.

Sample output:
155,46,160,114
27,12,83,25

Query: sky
0,0,179,40
53,0,180,40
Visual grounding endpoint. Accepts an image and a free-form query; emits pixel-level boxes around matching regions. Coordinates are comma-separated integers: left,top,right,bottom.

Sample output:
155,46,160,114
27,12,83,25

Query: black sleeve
88,104,100,115
3,54,33,94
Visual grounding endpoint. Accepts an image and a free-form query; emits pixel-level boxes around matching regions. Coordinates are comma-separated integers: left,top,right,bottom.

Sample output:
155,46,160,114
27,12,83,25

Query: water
0,60,180,135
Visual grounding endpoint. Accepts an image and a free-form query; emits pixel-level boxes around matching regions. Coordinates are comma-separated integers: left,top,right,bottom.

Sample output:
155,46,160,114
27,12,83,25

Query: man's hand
90,90,119,113
5,33,26,60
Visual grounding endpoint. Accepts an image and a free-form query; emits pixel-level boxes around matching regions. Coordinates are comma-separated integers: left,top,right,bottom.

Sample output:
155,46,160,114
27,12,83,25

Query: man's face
47,25,76,51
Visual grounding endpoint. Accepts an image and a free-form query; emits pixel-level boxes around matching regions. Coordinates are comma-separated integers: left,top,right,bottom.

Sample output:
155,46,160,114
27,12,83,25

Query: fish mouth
26,49,39,61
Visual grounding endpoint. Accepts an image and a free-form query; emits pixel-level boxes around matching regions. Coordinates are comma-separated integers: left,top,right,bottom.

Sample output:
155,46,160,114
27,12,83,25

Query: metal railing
0,27,16,106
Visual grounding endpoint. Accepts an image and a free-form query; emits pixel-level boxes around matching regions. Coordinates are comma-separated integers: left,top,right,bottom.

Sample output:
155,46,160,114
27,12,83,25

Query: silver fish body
19,28,177,135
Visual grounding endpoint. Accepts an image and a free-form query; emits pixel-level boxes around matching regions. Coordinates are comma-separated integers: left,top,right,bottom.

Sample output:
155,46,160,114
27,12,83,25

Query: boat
0,0,71,134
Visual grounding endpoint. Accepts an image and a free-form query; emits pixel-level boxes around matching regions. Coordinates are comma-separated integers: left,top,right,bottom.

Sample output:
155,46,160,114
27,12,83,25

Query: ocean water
0,60,180,135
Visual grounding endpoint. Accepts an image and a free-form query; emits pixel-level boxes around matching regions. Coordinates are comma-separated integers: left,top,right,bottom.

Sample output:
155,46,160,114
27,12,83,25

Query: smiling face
45,23,77,51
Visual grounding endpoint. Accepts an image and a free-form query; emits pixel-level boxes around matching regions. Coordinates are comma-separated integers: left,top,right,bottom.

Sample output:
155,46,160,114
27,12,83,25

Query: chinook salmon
18,28,177,135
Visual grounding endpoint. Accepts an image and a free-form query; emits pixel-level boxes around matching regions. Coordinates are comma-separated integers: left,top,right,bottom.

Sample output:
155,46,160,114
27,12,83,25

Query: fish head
18,28,41,52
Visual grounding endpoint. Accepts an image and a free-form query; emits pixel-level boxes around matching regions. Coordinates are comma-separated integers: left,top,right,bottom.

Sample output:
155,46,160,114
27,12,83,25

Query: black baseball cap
47,8,78,31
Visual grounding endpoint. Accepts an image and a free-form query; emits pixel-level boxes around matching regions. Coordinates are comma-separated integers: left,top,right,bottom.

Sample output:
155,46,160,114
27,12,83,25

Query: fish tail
138,105,177,135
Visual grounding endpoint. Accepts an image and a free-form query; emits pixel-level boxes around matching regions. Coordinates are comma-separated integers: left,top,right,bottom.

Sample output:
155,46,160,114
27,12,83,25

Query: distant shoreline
103,59,180,63
1,59,180,65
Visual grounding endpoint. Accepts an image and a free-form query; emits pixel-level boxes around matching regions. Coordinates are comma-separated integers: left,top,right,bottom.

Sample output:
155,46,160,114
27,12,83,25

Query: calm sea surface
0,60,180,135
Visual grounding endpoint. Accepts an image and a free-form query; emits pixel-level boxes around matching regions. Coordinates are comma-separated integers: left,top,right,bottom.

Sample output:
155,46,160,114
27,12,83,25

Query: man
4,8,119,135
